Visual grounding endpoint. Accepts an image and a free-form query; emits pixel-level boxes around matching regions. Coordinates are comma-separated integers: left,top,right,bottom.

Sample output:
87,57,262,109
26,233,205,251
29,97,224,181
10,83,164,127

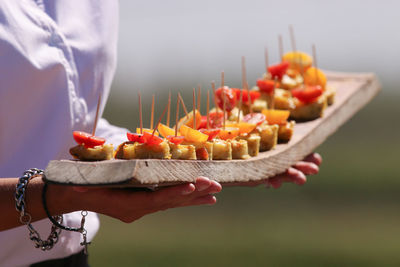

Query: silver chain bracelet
15,168,90,254
15,168,63,250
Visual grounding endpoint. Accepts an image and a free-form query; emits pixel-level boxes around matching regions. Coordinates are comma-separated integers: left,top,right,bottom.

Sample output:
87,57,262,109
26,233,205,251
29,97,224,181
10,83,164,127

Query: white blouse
0,1,127,266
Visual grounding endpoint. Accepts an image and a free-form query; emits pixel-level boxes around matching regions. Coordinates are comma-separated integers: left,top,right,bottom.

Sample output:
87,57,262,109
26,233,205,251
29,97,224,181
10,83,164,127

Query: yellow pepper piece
179,125,208,143
158,123,180,138
136,128,159,136
262,109,290,125
282,51,313,72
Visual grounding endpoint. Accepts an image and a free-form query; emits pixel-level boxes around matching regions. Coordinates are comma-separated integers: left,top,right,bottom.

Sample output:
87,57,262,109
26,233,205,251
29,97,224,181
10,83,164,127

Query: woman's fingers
266,167,307,189
303,153,322,166
150,177,221,209
293,161,319,175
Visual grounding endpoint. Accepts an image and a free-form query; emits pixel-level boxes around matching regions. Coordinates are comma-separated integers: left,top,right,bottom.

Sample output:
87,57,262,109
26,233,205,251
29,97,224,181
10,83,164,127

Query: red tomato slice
233,89,261,103
268,61,289,80
198,116,208,129
166,135,184,145
208,111,225,128
199,128,221,141
143,131,164,145
215,86,237,112
292,85,323,104
73,131,105,148
256,79,275,94
196,147,209,160
242,113,266,125
127,132,146,143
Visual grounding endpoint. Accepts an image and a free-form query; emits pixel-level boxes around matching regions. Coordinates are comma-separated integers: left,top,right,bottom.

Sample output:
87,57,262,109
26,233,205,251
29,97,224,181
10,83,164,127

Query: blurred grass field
92,89,399,267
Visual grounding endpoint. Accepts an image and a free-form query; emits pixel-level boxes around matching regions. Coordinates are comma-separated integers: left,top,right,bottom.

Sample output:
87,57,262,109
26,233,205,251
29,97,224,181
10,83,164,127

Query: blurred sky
114,0,400,98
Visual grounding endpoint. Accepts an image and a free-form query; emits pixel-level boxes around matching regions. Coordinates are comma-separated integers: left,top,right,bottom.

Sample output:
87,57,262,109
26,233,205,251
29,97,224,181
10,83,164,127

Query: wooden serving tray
44,72,381,188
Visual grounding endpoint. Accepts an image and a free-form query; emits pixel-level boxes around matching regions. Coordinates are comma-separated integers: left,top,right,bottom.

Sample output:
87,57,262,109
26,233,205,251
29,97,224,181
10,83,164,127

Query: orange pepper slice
226,122,256,135
304,67,327,90
136,128,159,136
218,127,240,140
158,123,180,138
179,125,208,143
178,110,202,129
262,109,290,125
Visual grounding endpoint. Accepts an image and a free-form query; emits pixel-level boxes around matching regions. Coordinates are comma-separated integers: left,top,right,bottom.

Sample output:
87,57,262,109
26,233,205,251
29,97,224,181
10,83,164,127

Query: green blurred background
91,1,400,266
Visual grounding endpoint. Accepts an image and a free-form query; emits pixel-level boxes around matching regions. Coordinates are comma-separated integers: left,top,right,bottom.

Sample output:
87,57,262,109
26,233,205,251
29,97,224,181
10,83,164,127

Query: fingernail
181,184,195,195
197,184,210,192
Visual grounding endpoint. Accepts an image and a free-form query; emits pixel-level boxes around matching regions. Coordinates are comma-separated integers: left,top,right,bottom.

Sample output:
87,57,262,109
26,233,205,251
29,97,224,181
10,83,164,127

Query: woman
0,1,321,266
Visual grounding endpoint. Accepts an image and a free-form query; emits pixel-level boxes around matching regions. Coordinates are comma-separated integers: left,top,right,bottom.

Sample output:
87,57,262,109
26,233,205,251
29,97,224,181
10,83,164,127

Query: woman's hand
71,177,222,223
266,153,322,188
223,153,322,188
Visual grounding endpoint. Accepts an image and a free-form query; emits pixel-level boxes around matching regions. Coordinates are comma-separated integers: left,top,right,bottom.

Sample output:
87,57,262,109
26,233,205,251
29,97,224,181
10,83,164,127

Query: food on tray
70,35,340,163
70,129,114,161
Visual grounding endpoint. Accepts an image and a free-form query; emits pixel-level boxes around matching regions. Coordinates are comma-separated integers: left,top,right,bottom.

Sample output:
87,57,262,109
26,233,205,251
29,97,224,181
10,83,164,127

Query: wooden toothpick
175,93,180,137
246,81,252,113
278,34,284,60
197,85,201,113
152,101,169,137
237,88,243,123
138,92,143,134
211,81,219,116
206,90,210,129
312,44,320,85
178,92,189,117
221,71,225,88
289,25,297,52
166,91,171,127
192,88,196,130
264,47,269,73
241,57,252,113
222,87,226,129
150,94,155,130
271,77,277,110
92,94,101,136
241,56,247,90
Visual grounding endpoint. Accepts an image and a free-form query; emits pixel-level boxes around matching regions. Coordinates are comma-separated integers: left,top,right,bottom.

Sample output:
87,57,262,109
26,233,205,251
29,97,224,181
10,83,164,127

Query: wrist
43,179,83,215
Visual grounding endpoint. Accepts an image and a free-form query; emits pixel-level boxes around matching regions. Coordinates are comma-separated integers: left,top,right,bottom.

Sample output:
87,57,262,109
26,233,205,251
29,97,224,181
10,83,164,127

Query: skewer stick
175,93,180,137
241,56,252,113
221,71,225,88
241,56,247,90
206,90,210,129
150,94,155,130
299,55,305,86
152,101,169,137
289,25,297,52
178,93,189,117
192,88,196,130
166,91,171,127
246,81,252,114
138,92,143,134
92,94,102,136
271,77,277,110
222,87,226,129
264,47,269,73
278,35,284,60
312,44,320,85
211,81,219,116
197,85,201,113
237,88,243,123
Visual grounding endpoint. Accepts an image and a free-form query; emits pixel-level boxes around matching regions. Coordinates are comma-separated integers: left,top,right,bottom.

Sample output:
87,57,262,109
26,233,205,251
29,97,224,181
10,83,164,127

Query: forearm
0,176,80,231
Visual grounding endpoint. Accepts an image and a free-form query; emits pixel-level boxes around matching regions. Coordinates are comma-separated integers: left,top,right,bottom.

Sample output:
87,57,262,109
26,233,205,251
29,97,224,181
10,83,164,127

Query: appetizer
70,131,114,161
